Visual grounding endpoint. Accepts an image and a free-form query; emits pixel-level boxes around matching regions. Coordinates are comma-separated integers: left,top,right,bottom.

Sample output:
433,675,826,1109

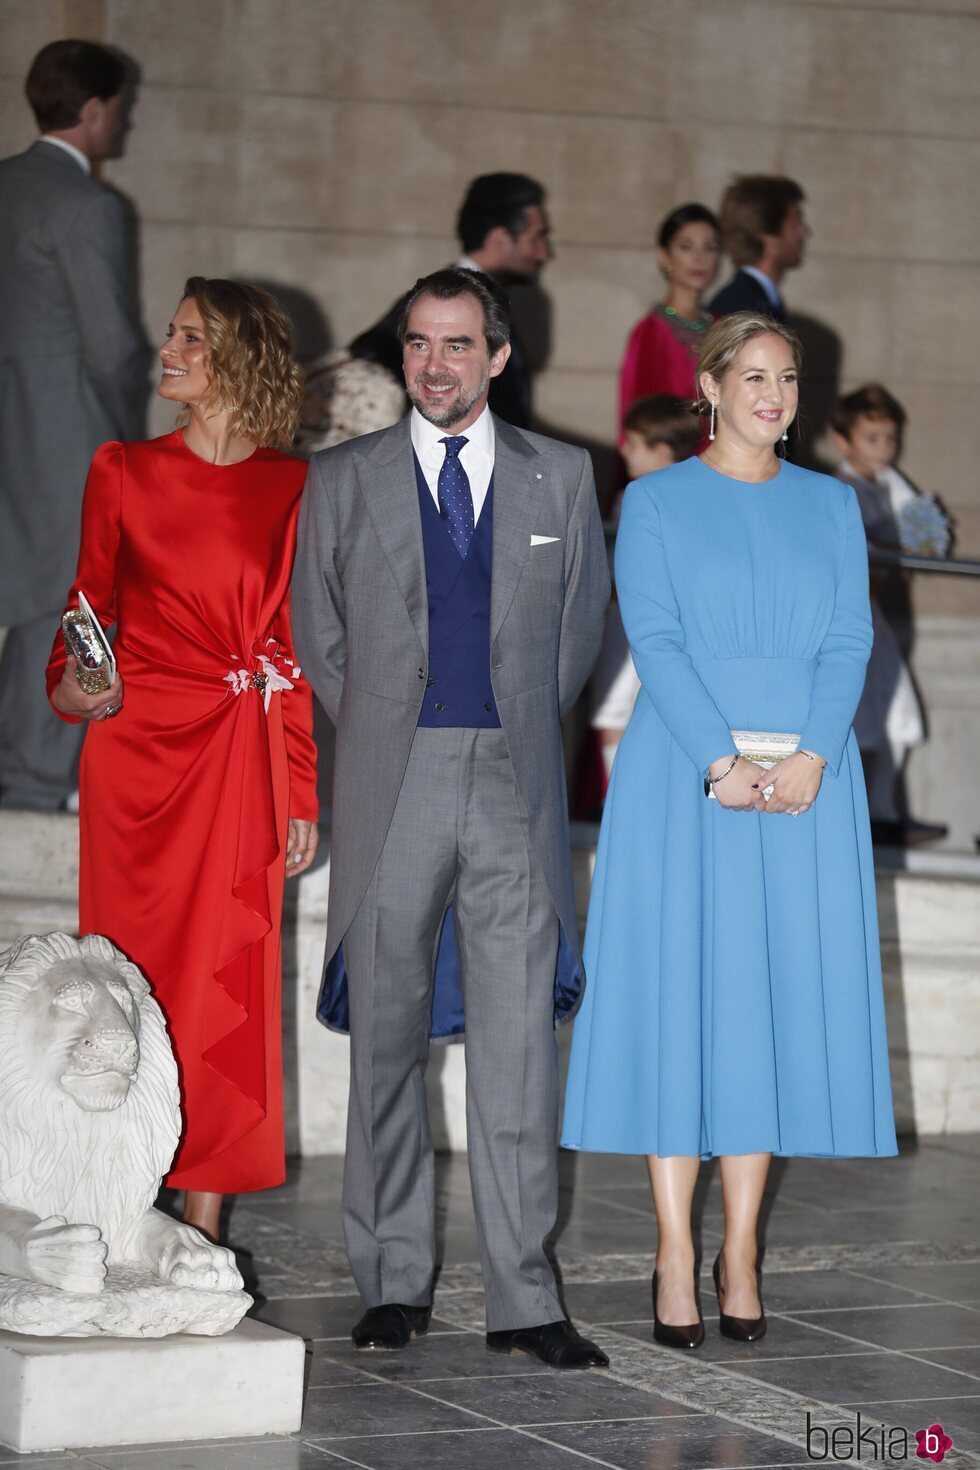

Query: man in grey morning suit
0,40,147,810
292,269,611,1368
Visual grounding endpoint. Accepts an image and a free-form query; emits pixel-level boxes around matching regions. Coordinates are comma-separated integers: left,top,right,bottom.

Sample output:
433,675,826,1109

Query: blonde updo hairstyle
695,311,803,415
176,277,303,447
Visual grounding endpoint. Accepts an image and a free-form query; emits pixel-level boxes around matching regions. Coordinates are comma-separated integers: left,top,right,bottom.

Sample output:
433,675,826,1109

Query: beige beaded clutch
62,591,116,695
706,730,800,799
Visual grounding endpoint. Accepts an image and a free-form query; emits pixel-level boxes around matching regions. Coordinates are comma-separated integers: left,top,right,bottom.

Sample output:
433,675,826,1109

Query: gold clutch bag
62,591,116,695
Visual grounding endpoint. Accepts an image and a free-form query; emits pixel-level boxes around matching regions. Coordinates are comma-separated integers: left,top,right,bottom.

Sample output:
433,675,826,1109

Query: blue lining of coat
317,909,583,1039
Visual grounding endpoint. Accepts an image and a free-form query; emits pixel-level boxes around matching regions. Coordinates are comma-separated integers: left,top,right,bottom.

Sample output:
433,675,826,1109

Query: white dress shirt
410,404,495,524
741,265,783,314
40,136,91,174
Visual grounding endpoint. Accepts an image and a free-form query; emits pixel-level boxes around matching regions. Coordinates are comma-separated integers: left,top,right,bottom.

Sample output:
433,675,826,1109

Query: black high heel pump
712,1253,767,1341
652,1267,705,1350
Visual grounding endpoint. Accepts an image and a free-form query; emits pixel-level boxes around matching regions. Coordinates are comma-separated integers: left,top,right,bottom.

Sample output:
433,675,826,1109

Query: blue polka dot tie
438,435,474,559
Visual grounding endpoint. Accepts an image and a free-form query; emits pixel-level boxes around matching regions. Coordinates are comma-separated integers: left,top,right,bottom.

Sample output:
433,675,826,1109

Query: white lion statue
0,932,251,1336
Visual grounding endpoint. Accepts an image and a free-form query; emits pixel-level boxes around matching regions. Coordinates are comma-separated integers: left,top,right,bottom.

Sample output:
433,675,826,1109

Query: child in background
591,396,702,788
832,383,950,845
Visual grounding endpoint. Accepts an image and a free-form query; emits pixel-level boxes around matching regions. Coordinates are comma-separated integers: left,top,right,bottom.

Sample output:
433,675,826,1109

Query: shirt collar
411,403,494,464
456,255,486,275
840,457,881,488
741,265,782,310
40,136,91,174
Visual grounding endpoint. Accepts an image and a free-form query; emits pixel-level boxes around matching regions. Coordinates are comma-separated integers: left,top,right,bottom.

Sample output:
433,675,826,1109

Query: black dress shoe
871,818,948,848
486,1319,609,1369
713,1254,767,1341
652,1269,705,1350
351,1303,431,1350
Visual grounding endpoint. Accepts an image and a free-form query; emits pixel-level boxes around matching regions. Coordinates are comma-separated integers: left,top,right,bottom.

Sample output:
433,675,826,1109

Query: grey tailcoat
291,413,610,1013
0,141,148,624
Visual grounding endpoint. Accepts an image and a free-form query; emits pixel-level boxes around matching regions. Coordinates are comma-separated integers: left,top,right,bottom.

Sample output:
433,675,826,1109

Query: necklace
660,304,710,332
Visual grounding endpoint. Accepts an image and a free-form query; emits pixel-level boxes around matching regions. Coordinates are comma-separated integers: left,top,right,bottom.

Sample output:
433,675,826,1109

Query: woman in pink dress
619,204,721,427
580,206,723,814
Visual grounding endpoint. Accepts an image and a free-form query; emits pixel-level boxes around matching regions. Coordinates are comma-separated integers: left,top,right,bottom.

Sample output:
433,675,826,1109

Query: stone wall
2,0,978,837
3,1,978,589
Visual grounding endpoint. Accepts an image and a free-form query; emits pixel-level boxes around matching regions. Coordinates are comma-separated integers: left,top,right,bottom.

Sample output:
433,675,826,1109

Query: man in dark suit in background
0,40,148,810
349,173,552,429
709,175,809,323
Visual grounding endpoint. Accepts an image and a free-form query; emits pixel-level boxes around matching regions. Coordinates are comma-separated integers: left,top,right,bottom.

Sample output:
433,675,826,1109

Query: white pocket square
530,534,561,546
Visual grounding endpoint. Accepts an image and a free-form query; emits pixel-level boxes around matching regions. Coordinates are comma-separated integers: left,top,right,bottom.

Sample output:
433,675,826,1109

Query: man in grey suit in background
292,268,611,1369
0,39,148,810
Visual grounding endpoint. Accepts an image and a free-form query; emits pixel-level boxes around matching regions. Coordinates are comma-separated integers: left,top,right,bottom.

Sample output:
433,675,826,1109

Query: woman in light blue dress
562,313,896,1350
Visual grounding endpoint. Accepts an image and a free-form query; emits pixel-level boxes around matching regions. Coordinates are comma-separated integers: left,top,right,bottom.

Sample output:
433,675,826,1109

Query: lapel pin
535,473,542,480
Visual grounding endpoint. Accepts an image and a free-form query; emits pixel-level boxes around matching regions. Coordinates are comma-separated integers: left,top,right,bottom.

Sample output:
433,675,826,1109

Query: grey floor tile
69,1137,980,1469
551,1217,659,1254
89,1441,332,1468
312,1330,550,1382
754,1210,945,1249
422,1369,692,1426
308,1427,598,1468
771,1158,980,1214
606,1315,861,1363
912,1347,980,1380
830,1206,980,1246
786,1304,980,1351
845,1397,980,1452
241,1201,346,1240
0,1459,86,1468
727,1349,976,1403
853,1263,980,1302
562,1278,653,1324
756,1269,927,1313
307,1350,373,1388
251,1294,365,1339
299,1381,492,1439
535,1412,809,1469
251,1295,463,1341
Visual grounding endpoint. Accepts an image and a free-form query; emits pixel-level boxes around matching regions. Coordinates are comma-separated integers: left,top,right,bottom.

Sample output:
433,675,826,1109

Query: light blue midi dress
562,457,897,1159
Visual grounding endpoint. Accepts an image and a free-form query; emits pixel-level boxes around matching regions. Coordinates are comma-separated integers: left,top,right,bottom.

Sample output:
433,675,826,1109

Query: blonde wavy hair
176,277,303,447
695,311,802,413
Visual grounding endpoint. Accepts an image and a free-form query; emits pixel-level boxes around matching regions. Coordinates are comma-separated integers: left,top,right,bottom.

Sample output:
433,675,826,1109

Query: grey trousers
0,611,82,809
342,726,564,1332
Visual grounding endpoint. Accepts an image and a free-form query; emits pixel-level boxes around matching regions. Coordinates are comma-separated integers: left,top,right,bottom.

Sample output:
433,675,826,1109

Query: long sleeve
56,190,148,439
615,480,734,773
618,315,673,442
46,440,124,723
291,453,348,727
557,450,611,718
798,486,873,777
271,593,319,821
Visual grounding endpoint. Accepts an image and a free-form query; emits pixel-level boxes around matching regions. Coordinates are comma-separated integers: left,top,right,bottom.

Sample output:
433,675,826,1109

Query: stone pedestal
0,1317,304,1453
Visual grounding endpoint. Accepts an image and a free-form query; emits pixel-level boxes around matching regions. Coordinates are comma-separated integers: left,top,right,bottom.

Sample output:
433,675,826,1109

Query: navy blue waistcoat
414,453,500,728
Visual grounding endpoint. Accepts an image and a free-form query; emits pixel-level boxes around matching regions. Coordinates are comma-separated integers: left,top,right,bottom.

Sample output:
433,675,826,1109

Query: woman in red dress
618,203,721,428
48,278,319,1242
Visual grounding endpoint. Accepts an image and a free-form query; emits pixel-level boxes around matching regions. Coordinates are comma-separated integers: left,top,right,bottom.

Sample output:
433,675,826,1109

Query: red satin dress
46,431,318,1194
617,306,711,435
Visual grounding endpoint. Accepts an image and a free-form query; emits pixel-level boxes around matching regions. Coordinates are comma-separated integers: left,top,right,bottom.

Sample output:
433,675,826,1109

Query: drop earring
708,403,716,441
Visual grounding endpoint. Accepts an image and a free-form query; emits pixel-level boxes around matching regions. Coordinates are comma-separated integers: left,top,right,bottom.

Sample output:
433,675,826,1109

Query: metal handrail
602,525,980,577
867,548,980,577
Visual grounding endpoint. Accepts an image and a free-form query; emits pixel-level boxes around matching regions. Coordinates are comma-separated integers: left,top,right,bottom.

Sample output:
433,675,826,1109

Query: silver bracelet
706,753,740,787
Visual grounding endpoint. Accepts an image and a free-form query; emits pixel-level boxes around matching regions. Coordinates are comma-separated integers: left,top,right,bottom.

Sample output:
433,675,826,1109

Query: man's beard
408,369,490,429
